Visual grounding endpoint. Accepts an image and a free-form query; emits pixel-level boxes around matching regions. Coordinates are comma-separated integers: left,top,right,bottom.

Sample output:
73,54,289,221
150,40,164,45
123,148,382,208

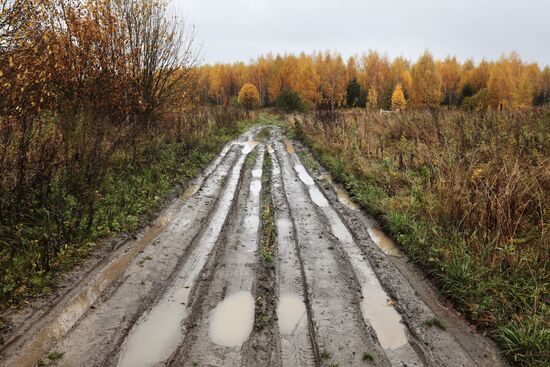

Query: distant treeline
197,51,550,110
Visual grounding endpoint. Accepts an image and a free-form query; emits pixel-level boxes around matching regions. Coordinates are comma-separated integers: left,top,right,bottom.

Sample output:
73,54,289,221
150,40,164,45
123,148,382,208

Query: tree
411,51,442,108
346,77,365,107
391,83,407,110
237,83,260,110
367,86,378,110
439,56,462,105
276,89,304,112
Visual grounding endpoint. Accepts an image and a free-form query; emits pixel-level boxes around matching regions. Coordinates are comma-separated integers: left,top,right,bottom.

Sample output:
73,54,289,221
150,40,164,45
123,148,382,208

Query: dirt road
0,126,507,367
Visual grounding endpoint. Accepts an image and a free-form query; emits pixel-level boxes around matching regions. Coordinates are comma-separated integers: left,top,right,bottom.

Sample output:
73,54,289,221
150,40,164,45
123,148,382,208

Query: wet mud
0,125,508,367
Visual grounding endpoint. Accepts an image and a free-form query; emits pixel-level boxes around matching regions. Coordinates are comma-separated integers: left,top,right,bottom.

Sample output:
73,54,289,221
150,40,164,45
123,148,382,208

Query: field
290,108,550,366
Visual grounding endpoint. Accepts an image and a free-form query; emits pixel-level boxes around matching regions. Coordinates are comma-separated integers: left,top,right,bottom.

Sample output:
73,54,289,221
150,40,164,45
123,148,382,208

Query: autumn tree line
198,51,550,111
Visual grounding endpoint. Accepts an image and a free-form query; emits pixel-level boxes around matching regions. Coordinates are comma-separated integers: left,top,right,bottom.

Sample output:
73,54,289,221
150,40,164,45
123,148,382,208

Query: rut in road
0,125,508,367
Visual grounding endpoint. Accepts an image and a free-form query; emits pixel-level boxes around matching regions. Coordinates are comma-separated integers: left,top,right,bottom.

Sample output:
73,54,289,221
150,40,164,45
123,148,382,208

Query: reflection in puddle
361,282,408,350
277,294,306,335
367,227,403,257
309,187,328,207
242,139,258,154
118,287,192,367
294,164,314,185
209,291,255,347
250,180,262,196
252,168,262,178
283,137,295,154
335,186,359,210
181,184,200,200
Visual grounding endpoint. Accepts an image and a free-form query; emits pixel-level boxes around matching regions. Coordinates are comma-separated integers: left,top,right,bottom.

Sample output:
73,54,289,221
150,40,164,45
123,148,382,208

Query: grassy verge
290,109,549,367
0,112,263,317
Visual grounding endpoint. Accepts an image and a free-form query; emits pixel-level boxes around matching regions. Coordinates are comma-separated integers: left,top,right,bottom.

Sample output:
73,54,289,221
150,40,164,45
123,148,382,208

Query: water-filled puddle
277,294,306,335
118,287,191,367
209,291,255,347
335,186,359,210
309,187,328,207
361,282,408,350
181,184,200,200
250,180,262,196
294,164,314,185
283,137,295,154
252,168,262,178
367,227,403,257
242,139,258,154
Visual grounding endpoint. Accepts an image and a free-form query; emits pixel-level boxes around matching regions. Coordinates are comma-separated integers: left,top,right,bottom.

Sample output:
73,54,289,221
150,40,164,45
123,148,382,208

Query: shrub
276,89,304,113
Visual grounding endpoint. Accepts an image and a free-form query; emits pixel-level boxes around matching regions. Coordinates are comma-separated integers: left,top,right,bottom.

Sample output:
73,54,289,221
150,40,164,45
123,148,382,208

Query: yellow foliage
367,86,378,110
391,83,407,110
237,83,260,110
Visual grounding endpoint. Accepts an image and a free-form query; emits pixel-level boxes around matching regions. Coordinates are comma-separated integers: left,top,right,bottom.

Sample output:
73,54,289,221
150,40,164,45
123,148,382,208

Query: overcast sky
171,0,550,66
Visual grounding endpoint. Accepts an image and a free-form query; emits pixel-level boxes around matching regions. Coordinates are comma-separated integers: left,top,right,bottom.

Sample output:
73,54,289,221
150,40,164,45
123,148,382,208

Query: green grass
47,350,64,361
425,317,448,331
320,350,332,359
362,352,374,361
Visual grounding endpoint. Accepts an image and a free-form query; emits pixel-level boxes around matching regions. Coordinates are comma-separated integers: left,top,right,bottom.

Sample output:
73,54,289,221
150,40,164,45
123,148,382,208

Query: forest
197,51,550,111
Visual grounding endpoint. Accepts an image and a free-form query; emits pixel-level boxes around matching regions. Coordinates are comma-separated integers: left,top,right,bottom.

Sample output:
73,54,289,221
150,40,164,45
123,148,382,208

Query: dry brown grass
291,107,550,366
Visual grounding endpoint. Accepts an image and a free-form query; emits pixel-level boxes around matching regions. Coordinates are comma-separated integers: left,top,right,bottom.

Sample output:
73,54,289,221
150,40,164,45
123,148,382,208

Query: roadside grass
0,110,272,318
290,108,550,367
362,352,375,361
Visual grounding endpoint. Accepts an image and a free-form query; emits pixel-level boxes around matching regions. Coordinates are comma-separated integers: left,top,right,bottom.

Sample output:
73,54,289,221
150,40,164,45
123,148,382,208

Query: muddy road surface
0,126,507,367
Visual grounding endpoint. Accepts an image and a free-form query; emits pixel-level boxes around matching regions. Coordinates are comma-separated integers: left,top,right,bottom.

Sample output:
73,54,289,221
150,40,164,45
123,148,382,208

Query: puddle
367,227,403,257
209,291,255,347
252,168,262,178
250,179,262,196
242,139,258,154
277,294,306,335
181,184,200,200
320,201,417,363
283,137,295,154
361,282,408,350
6,213,174,367
309,186,328,207
335,186,359,210
118,154,248,367
294,164,314,185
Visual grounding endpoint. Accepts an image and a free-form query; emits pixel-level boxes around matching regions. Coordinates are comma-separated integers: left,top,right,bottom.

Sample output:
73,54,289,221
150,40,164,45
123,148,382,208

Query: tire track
305,152,482,367
269,143,316,367
1,134,248,367
273,132,390,367
285,138,424,366
170,146,265,366
116,141,257,367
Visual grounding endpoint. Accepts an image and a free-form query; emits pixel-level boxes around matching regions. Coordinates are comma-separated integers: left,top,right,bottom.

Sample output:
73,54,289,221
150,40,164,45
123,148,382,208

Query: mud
367,226,403,257
0,125,508,367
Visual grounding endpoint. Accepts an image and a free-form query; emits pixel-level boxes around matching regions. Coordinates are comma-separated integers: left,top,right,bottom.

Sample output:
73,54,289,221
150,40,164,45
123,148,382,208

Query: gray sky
171,0,550,66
